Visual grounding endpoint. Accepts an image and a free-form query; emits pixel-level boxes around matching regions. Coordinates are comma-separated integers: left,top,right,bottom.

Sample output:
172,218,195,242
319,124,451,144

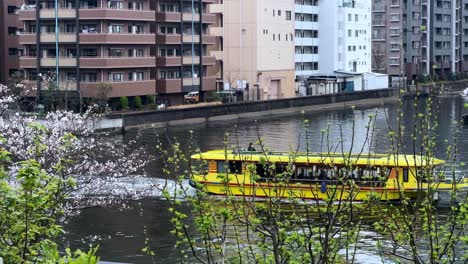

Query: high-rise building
222,0,296,100
317,0,372,74
371,0,404,80
155,0,219,104
399,0,460,80
295,0,376,95
371,0,466,81
295,0,320,80
16,0,220,106
0,0,22,85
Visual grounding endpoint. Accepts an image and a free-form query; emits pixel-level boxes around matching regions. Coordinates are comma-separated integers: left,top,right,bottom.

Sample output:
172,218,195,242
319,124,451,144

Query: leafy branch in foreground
156,95,467,264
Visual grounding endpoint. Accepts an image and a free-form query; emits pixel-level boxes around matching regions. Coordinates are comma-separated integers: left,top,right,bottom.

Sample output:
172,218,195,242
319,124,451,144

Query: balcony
81,80,155,98
42,8,76,18
372,19,386,26
209,4,223,13
156,79,182,94
42,57,77,67
79,33,155,44
156,12,182,22
183,78,200,86
210,50,223,61
202,14,217,24
209,26,223,36
40,33,76,43
80,57,156,68
18,9,35,20
373,6,386,12
156,56,182,67
80,9,155,21
19,57,37,68
19,57,78,68
183,56,200,64
156,34,180,44
182,13,200,21
183,35,200,43
372,34,386,41
18,33,36,44
201,77,216,91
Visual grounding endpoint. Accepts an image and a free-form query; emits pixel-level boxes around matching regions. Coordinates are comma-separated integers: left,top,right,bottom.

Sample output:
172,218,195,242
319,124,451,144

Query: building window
108,24,123,33
348,30,352,37
8,6,17,14
80,72,97,82
278,10,281,16
81,48,97,57
9,69,20,77
286,11,292,20
129,72,144,81
8,27,17,36
8,48,18,56
129,49,144,57
348,13,352,21
129,25,144,34
109,48,124,57
355,14,358,22
128,1,144,10
109,73,123,82
108,0,123,9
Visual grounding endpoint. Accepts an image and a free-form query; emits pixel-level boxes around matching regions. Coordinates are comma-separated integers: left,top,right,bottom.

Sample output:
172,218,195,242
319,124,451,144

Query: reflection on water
62,96,468,263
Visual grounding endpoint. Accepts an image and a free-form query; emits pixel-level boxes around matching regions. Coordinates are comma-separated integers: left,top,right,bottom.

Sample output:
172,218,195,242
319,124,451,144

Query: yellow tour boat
189,150,468,201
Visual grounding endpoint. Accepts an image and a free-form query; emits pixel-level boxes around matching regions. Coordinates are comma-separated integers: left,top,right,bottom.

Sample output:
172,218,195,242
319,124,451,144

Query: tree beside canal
159,92,468,263
0,83,148,262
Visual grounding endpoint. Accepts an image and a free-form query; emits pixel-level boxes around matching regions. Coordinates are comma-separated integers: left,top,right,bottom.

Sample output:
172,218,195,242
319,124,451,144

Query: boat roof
191,150,445,167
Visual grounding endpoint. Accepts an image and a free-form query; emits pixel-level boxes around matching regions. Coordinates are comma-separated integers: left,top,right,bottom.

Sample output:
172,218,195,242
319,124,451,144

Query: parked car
184,92,200,104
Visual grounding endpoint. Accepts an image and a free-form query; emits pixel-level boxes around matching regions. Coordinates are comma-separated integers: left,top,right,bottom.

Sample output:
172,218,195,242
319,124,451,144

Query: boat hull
191,178,423,201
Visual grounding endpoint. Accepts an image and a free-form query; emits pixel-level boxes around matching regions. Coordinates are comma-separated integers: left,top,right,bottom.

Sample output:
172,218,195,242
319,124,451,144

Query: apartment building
401,0,460,80
155,0,219,104
296,0,377,95
16,0,219,106
371,0,404,79
318,0,372,74
0,0,22,85
222,0,296,100
295,0,320,80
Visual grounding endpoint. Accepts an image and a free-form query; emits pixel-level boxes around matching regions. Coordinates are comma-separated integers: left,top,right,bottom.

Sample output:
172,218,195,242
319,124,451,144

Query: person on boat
248,142,256,151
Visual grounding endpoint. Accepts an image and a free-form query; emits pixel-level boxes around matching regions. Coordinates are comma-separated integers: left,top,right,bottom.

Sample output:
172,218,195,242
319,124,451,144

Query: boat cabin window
217,160,242,174
217,161,226,173
229,161,242,174
403,168,409,182
255,163,288,179
292,165,390,186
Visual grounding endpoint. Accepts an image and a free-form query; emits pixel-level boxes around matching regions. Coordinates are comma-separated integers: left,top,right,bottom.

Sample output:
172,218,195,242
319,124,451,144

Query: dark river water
62,96,468,263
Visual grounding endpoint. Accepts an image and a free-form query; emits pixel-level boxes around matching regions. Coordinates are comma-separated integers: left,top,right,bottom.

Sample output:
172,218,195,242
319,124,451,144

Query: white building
294,0,320,78
330,0,372,74
295,0,386,94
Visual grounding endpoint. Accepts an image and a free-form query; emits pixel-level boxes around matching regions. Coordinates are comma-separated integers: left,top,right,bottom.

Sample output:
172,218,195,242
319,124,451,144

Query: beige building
222,0,296,100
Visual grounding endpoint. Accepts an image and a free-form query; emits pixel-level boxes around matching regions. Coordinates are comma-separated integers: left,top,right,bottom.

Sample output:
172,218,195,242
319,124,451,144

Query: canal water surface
62,96,468,263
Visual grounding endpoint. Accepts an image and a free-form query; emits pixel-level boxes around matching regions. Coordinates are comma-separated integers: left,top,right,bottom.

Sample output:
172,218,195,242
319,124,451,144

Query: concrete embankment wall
118,88,399,130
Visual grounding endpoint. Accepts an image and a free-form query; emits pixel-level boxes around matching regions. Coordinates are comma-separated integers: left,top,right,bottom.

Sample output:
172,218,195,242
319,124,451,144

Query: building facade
154,0,219,104
318,0,372,75
371,0,404,80
16,0,220,106
0,0,22,85
222,0,296,100
398,0,461,81
295,0,374,95
294,0,320,80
